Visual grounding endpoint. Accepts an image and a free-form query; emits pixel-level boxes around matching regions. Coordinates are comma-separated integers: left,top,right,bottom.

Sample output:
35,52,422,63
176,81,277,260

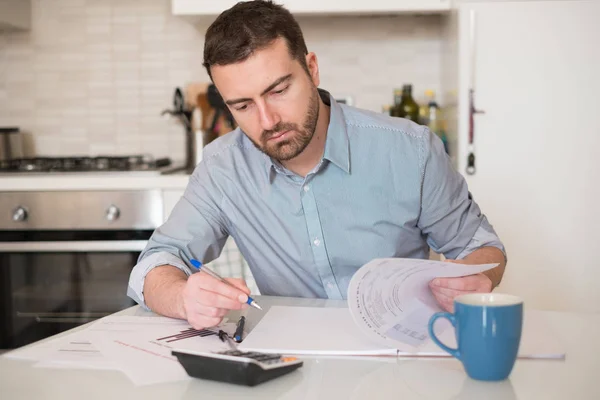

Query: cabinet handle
466,9,485,176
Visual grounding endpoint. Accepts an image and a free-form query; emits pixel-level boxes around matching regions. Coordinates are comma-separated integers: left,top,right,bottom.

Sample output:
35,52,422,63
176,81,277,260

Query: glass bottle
390,89,403,117
395,84,419,122
419,89,436,125
426,91,449,155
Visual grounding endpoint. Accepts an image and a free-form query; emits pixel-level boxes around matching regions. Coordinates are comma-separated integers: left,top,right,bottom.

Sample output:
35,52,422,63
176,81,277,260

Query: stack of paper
238,306,566,359
3,316,235,386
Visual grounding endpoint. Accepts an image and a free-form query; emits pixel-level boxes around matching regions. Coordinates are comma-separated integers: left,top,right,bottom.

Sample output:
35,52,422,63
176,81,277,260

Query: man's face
210,38,321,161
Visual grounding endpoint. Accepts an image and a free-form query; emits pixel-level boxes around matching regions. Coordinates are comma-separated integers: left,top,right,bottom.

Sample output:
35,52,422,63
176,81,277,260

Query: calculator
172,349,303,386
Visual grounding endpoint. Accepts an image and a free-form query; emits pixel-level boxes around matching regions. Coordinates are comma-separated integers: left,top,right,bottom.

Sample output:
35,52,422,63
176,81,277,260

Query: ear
305,52,320,87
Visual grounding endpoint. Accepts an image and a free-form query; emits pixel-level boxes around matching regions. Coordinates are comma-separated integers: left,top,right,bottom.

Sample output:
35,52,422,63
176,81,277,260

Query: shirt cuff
127,251,194,309
456,219,507,262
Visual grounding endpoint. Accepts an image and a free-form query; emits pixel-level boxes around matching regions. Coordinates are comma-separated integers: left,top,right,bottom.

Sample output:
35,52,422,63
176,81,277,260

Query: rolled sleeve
417,127,506,260
127,161,230,308
456,217,507,260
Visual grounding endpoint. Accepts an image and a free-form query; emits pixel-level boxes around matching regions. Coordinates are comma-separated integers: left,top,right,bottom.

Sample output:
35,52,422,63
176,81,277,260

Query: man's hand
429,260,493,312
179,272,251,330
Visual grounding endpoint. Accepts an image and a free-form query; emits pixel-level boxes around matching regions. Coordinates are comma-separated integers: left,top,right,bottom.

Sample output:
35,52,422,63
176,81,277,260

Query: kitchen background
0,0,442,162
0,0,446,349
1,0,598,350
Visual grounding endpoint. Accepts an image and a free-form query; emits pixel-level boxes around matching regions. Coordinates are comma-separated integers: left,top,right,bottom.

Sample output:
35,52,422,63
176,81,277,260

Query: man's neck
281,98,330,177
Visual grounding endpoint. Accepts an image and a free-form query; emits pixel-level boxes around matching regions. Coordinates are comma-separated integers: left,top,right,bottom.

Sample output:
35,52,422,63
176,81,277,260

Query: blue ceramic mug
428,293,523,381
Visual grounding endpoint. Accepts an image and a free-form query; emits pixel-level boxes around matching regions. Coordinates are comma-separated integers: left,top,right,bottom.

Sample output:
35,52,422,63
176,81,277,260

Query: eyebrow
224,74,293,106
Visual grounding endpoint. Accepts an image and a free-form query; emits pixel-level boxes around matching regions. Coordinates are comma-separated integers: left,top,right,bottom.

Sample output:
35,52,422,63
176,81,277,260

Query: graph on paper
156,327,218,343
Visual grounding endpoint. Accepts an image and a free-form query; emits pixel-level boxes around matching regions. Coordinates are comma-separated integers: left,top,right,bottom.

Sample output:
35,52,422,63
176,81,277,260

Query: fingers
195,287,246,310
224,277,251,295
432,290,454,313
187,313,223,330
181,273,251,329
429,273,493,313
194,273,249,306
430,274,491,291
194,304,228,318
430,285,466,300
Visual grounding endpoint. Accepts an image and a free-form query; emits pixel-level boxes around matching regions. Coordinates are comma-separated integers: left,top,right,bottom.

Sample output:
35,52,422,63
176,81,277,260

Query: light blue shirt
128,90,505,306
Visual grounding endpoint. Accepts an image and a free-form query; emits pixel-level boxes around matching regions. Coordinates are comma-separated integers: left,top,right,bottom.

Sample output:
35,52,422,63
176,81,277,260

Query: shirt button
303,185,310,192
313,238,321,246
327,283,334,289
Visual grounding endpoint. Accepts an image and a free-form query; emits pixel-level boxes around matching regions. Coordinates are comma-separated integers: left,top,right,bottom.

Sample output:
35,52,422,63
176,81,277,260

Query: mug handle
428,312,461,360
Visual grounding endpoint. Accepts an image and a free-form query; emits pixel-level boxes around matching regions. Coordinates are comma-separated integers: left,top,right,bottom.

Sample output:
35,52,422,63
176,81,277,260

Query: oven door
0,230,151,349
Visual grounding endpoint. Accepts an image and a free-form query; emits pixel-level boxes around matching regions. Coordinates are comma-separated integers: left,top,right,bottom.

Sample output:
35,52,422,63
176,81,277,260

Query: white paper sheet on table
240,258,565,359
32,334,122,371
241,258,496,355
239,306,565,359
86,316,235,386
3,315,235,386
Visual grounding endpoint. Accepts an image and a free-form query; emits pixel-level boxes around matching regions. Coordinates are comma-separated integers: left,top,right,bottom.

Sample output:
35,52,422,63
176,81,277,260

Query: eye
235,104,249,112
272,86,289,95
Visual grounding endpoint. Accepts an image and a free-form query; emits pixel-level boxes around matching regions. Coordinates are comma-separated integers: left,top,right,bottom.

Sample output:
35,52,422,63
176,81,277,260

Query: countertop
0,172,191,191
1,296,600,400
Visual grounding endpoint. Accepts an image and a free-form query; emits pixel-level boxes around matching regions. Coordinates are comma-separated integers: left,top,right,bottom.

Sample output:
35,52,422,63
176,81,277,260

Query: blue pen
190,259,262,310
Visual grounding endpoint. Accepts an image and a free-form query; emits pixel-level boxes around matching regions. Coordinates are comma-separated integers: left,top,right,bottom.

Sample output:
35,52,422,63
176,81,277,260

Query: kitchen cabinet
172,0,451,17
443,0,600,312
0,0,31,31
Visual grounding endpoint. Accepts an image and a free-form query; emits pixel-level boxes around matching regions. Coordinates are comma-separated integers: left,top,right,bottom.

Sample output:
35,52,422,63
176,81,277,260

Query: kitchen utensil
0,127,24,161
207,84,235,136
161,88,196,174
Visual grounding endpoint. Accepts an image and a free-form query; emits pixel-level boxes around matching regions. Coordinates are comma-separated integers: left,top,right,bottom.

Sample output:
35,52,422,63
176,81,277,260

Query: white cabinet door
172,0,450,16
162,190,185,223
457,1,600,311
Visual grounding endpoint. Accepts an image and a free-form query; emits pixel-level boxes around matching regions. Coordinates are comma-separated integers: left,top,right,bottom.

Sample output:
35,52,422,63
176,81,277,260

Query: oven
0,190,162,349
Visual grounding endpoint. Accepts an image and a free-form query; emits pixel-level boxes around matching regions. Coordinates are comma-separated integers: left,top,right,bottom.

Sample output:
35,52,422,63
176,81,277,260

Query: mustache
261,122,299,141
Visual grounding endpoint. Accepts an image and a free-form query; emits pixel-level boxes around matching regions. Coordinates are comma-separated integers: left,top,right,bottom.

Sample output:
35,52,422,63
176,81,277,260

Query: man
128,0,506,330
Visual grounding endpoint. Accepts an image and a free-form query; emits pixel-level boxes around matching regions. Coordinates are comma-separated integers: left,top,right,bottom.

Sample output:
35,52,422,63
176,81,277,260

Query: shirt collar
321,89,350,174
263,88,350,182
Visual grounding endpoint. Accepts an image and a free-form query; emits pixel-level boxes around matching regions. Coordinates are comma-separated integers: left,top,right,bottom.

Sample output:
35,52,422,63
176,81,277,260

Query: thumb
224,277,251,295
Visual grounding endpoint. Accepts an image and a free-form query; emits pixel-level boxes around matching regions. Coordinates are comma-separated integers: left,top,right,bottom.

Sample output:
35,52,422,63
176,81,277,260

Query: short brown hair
203,1,309,79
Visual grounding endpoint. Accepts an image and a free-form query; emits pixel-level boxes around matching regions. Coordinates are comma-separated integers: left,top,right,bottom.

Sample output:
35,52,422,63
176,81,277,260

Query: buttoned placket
298,165,343,299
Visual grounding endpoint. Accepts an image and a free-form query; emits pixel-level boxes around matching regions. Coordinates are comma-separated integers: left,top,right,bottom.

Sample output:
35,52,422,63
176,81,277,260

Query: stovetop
0,155,172,174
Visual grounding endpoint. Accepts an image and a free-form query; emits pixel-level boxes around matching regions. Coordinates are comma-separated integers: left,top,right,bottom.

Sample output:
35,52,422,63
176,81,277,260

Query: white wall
0,0,443,160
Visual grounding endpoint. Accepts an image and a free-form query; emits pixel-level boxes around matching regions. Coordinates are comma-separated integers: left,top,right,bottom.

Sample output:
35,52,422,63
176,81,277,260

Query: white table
1,296,599,399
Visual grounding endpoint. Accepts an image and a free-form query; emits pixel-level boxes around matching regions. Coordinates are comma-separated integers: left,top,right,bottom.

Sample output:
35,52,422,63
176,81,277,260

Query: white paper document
3,315,235,386
240,258,565,358
240,306,398,356
86,316,235,386
239,306,565,359
347,258,498,351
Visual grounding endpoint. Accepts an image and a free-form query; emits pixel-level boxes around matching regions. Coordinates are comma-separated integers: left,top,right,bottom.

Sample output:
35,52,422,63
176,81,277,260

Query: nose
257,101,280,132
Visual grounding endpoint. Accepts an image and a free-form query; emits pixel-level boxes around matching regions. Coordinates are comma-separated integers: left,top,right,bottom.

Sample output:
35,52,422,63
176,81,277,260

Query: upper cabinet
172,0,451,17
0,0,31,31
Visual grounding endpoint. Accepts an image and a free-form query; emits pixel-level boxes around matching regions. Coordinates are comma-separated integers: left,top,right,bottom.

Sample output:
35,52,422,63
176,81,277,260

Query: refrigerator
442,0,600,312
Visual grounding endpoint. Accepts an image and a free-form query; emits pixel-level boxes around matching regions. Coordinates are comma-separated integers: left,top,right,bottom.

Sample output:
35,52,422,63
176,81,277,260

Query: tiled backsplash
0,0,442,160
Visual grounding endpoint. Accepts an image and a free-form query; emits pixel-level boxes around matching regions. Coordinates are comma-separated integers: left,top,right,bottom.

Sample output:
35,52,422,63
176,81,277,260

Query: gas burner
0,155,172,174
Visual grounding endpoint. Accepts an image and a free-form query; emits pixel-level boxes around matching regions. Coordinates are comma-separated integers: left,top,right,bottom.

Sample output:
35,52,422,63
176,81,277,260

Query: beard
250,87,320,162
